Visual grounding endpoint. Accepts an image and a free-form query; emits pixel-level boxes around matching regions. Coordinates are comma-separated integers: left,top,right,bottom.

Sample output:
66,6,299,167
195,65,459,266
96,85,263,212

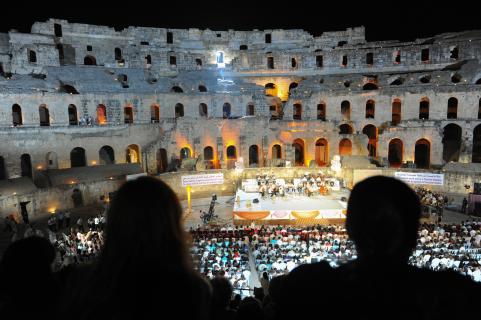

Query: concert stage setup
233,177,347,225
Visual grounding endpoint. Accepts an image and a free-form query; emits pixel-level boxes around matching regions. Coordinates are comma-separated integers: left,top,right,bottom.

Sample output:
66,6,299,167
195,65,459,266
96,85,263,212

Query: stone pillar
460,126,473,163
262,135,268,167
217,137,224,169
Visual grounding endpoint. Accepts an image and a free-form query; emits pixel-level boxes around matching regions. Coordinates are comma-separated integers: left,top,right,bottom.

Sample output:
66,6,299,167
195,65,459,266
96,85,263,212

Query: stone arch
84,55,97,65
96,104,107,124
0,156,6,180
339,139,352,156
198,85,207,92
223,103,231,119
362,124,377,157
339,124,353,135
341,100,350,120
265,83,277,97
199,103,208,117
415,139,430,169
472,124,481,163
203,146,215,169
151,104,160,122
392,99,401,126
99,146,115,165
246,103,255,116
315,138,329,166
317,102,326,121
39,104,50,126
442,123,462,163
124,105,134,124
365,100,375,119
46,151,58,169
362,83,378,90
272,144,282,159
20,154,32,178
12,104,22,126
292,138,305,166
70,147,86,167
388,139,403,167
226,145,237,169
171,86,183,93
293,103,302,120
447,97,458,119
175,103,184,118
126,144,140,164
68,104,78,125
180,147,191,160
249,145,259,166
419,97,429,120
157,148,168,173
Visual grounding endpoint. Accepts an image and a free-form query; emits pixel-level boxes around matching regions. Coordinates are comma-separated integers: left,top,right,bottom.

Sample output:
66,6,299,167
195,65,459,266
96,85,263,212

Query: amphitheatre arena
1,17,481,316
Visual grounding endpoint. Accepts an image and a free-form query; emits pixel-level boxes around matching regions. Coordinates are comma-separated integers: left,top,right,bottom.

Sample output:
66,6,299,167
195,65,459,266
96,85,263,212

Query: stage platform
233,189,347,224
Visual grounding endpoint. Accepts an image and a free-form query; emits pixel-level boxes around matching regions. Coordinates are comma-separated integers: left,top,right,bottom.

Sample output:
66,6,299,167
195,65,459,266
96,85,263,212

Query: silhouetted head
100,176,188,269
346,176,420,263
237,297,264,320
211,276,233,309
268,274,286,302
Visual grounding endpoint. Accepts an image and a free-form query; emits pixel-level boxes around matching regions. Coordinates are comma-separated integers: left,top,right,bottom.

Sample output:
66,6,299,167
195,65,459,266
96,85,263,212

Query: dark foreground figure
59,177,211,320
278,176,481,320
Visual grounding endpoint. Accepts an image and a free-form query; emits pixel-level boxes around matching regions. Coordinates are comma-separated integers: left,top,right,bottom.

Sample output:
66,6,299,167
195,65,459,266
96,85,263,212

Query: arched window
339,139,352,156
0,156,5,180
415,139,430,169
265,83,277,96
291,58,297,68
198,85,207,92
84,55,97,65
246,103,255,116
317,102,326,121
267,57,274,69
392,99,401,126
12,104,22,126
249,145,259,166
171,86,183,93
124,105,134,124
157,148,168,173
362,83,378,90
293,103,302,120
419,98,429,120
114,47,122,61
145,55,152,66
443,124,462,163
341,100,350,120
365,100,375,119
362,125,377,157
288,82,298,96
97,104,107,124
388,139,403,167
315,138,329,166
339,124,353,135
175,103,184,118
99,146,115,165
70,147,86,167
151,104,160,123
473,125,481,163
68,104,78,125
126,144,140,163
223,103,231,119
180,147,191,159
447,97,458,119
20,154,32,178
39,104,50,126
199,103,208,117
46,151,58,169
28,50,37,63
366,52,374,65
272,144,282,159
226,146,237,168
292,139,305,166
204,146,214,169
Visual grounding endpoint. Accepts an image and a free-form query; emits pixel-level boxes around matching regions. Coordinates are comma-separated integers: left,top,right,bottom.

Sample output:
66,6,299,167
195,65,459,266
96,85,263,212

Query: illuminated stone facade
1,18,481,182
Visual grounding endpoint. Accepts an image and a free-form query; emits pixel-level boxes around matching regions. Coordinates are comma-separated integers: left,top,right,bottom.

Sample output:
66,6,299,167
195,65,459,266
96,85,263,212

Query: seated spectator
60,177,211,319
210,276,236,320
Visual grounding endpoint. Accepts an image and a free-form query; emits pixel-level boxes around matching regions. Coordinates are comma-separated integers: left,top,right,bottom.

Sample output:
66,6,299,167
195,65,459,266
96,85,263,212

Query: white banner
181,173,224,187
394,172,444,186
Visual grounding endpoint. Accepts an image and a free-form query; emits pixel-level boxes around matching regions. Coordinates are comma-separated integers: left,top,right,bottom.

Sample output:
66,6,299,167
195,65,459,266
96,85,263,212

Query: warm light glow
91,160,97,165
36,165,43,170
49,208,56,214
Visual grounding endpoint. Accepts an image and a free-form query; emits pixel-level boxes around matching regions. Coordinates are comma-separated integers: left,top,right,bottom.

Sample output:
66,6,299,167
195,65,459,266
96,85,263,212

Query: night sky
1,2,480,42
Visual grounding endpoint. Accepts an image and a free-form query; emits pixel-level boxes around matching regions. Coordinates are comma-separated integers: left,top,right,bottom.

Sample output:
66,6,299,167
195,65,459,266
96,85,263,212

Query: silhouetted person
236,297,264,320
61,177,211,320
210,276,236,320
279,176,481,320
0,236,58,318
19,201,30,224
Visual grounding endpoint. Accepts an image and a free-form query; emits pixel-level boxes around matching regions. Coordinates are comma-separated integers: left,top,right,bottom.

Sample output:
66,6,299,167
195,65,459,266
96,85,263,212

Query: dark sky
1,2,480,42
